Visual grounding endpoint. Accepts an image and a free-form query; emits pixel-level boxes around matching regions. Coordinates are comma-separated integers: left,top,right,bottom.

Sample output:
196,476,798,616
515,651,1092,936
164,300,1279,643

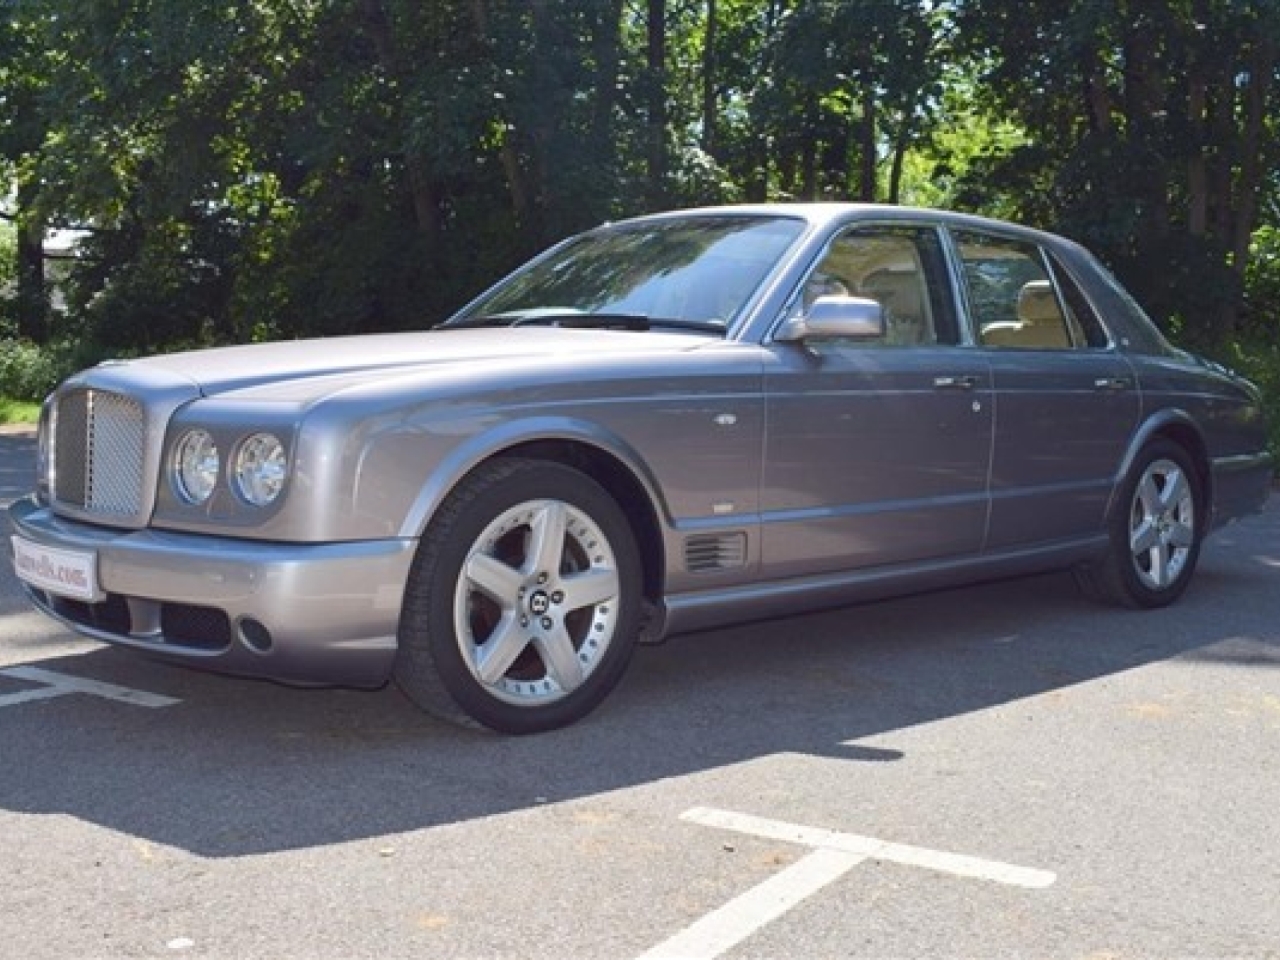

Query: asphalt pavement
3,432,1279,959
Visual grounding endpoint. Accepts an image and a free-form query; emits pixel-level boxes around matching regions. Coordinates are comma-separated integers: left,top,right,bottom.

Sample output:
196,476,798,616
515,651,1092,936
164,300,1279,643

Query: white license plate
10,536,100,602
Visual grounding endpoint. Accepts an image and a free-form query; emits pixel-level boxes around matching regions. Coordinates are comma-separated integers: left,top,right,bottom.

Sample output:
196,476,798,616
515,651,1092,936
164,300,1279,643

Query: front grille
50,593,132,635
53,389,146,518
161,604,232,650
43,592,231,652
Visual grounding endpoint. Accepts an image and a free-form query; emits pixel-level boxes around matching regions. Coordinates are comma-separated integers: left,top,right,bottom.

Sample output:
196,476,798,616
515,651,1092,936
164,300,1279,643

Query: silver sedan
7,204,1273,732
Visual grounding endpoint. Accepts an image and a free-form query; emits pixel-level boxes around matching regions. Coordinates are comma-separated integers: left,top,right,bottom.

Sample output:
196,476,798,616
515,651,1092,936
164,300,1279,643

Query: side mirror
775,296,885,342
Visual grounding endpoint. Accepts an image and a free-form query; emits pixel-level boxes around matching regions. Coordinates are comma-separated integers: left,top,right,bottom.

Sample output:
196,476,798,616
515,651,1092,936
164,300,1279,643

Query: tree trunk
701,0,718,157
646,0,668,207
1121,23,1169,237
1185,0,1209,236
14,180,47,343
857,83,877,202
801,107,818,200
888,125,911,205
1230,33,1276,275
590,0,624,157
468,0,535,233
359,0,443,245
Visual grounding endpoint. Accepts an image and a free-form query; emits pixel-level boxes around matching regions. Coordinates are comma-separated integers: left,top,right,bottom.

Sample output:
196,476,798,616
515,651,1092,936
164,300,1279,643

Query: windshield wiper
511,312,652,330
448,312,726,334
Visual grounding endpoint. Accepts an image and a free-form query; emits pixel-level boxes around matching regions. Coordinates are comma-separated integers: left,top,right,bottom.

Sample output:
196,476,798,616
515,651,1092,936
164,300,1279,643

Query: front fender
354,415,673,540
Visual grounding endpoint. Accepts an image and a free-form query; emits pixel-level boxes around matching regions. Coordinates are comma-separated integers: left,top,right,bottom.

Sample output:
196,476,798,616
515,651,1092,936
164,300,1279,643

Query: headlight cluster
234,432,288,506
171,429,288,508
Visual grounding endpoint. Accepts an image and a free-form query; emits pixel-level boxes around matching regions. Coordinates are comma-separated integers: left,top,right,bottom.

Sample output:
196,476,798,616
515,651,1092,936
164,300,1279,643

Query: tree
954,0,1280,347
0,0,56,342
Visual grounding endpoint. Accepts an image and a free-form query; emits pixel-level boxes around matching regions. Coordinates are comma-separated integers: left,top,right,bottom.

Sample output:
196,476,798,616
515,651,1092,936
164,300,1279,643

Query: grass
0,397,40,426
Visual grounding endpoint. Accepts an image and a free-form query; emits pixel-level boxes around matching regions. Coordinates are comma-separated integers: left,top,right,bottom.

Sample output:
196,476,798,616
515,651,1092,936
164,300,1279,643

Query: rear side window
1046,252,1111,348
954,231,1103,350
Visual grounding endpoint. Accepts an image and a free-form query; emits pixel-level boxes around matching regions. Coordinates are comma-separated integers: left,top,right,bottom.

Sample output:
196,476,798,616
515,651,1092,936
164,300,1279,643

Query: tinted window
1046,252,1112,348
456,216,805,329
955,231,1079,350
791,224,959,346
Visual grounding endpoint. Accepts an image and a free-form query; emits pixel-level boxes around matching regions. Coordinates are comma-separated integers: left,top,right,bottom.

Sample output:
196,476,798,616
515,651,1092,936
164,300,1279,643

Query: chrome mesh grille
53,389,146,517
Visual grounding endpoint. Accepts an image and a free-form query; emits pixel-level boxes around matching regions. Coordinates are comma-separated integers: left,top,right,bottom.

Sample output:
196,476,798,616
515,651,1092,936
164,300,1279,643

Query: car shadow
3,425,1277,857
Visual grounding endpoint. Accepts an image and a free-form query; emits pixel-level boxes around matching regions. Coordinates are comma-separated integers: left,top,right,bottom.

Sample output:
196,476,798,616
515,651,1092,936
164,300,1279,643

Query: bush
1228,336,1280,466
0,338,65,401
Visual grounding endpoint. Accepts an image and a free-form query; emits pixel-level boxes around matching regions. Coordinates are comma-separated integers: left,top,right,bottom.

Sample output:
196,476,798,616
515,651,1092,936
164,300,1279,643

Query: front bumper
6,496,416,688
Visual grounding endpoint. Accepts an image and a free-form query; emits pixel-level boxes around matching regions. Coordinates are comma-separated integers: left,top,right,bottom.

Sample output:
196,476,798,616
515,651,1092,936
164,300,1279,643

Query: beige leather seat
860,269,934,345
981,280,1070,348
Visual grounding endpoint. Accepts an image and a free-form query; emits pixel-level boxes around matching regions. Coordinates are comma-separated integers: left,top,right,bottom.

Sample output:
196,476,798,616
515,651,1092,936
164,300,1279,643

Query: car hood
110,327,717,400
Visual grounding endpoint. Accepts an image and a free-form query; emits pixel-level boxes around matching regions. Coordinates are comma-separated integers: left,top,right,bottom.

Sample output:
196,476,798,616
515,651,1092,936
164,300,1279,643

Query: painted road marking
638,807,1056,960
682,806,1057,889
0,666,180,709
637,846,868,960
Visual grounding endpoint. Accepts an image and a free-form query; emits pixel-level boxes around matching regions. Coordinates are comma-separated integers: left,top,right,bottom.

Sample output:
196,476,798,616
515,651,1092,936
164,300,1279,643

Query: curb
0,425,37,438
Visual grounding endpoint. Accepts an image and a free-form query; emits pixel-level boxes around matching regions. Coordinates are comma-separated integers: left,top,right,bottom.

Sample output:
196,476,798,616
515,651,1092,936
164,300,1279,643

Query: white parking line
682,806,1057,889
637,847,868,960
637,807,1056,960
0,666,181,709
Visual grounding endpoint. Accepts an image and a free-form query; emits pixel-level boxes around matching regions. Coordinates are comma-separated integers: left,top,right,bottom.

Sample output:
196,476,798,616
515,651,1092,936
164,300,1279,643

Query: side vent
684,532,748,573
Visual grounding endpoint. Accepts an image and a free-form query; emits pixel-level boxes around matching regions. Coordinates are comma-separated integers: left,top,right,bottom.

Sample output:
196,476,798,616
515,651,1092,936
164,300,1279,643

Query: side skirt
656,535,1108,639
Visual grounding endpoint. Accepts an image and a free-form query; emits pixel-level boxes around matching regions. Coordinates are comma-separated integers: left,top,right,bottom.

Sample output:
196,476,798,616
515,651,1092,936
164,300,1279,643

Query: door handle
933,374,980,390
1093,377,1133,392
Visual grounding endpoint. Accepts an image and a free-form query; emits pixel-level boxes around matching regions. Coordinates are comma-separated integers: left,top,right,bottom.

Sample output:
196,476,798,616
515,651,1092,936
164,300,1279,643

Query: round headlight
232,433,287,507
173,429,220,504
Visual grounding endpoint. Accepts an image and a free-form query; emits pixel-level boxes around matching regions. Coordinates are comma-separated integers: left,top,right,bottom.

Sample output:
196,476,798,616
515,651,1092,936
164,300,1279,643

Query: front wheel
1076,439,1204,609
394,458,643,734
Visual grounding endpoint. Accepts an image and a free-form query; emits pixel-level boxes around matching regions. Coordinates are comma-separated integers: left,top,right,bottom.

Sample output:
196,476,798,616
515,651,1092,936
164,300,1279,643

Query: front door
761,223,993,579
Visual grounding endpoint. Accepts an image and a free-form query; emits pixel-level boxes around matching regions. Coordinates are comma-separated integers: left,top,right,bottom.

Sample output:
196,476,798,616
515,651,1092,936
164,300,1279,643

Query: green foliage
952,0,1280,349
1243,225,1280,336
0,219,15,334
0,0,1276,377
0,338,64,401
0,397,40,425
1227,335,1280,462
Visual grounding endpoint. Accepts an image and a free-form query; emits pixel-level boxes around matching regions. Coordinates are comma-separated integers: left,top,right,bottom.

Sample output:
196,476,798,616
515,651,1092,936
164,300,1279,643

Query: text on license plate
10,536,99,602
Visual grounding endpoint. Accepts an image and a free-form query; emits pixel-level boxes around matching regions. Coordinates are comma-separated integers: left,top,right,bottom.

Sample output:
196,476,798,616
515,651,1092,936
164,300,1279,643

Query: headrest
1016,280,1062,324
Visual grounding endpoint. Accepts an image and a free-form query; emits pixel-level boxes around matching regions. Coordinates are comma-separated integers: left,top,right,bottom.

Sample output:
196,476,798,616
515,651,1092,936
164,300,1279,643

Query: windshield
450,215,806,332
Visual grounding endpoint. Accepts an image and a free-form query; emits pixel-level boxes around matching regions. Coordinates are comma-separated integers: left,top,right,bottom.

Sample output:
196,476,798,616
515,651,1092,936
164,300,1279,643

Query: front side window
956,231,1099,350
452,215,806,331
787,224,958,346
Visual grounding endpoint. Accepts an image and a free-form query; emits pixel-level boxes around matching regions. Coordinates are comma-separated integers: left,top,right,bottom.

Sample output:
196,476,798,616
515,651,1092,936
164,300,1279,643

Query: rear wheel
1076,439,1203,609
394,458,642,733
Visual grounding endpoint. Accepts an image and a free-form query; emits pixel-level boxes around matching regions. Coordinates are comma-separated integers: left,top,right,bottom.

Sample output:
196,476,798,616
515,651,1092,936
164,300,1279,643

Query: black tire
394,458,643,734
1075,439,1204,609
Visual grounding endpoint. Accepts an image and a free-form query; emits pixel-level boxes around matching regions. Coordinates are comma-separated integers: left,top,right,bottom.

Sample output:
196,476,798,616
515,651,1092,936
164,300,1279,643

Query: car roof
609,202,1070,244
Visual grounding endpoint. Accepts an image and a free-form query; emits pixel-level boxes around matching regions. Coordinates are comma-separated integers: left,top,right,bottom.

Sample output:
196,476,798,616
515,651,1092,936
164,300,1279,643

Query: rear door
761,223,993,579
951,228,1141,550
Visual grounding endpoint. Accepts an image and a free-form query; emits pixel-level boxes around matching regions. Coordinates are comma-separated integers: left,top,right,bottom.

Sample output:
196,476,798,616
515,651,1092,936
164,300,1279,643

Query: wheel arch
1111,410,1212,517
491,438,667,608
399,419,670,608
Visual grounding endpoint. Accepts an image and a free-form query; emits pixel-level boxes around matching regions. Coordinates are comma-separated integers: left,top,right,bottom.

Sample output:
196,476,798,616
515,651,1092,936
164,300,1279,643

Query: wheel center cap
528,590,551,615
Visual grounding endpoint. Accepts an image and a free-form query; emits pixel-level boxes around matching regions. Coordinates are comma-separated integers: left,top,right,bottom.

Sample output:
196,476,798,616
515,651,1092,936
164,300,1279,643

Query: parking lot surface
3,433,1279,959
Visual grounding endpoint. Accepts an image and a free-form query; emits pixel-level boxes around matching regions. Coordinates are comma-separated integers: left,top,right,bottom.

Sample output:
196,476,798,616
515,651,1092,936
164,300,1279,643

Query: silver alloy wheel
1128,457,1196,591
452,498,621,706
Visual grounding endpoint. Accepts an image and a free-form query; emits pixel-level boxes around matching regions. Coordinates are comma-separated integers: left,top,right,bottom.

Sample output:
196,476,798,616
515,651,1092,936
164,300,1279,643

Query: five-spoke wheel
1076,439,1204,609
1127,455,1197,593
395,458,642,733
